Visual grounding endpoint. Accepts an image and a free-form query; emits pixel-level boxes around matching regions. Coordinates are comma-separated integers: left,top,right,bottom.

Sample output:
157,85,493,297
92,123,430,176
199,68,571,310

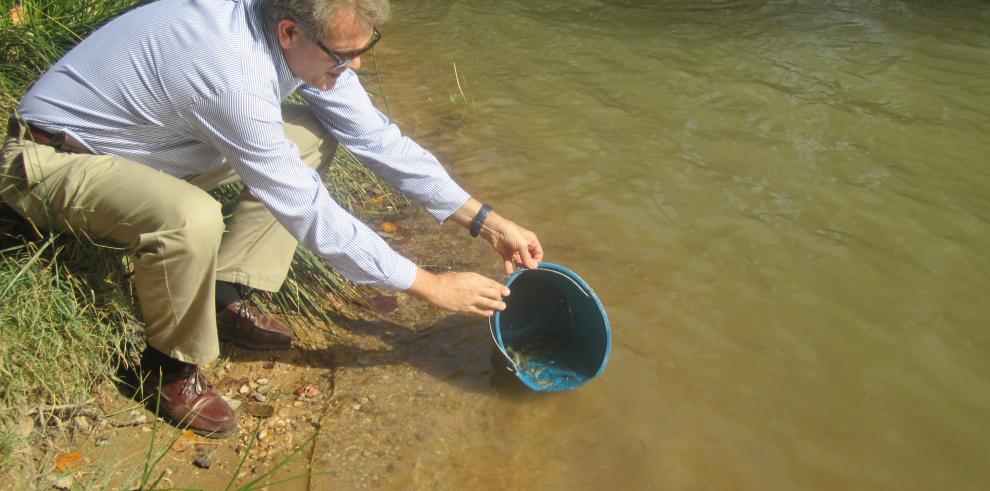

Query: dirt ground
21,206,525,490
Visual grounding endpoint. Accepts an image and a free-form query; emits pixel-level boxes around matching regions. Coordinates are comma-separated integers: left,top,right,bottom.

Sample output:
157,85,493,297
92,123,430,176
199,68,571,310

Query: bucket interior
498,269,609,391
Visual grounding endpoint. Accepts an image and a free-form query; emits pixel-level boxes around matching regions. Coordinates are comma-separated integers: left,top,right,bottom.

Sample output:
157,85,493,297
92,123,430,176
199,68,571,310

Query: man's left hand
480,215,544,275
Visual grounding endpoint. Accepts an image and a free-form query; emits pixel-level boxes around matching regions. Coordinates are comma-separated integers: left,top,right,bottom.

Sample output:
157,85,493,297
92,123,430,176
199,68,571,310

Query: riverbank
4,204,514,490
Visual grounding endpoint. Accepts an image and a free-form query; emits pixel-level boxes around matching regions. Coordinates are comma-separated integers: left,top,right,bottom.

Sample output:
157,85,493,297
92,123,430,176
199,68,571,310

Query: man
1,0,543,437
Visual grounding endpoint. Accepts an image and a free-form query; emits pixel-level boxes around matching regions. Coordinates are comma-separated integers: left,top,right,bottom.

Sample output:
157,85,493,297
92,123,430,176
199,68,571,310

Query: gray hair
260,0,391,37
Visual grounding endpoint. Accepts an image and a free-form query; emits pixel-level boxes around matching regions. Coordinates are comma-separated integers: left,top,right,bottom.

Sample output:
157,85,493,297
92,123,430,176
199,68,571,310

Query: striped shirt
18,0,470,290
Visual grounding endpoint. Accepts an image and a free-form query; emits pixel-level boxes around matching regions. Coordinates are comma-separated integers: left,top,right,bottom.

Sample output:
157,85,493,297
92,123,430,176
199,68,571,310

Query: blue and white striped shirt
18,0,470,290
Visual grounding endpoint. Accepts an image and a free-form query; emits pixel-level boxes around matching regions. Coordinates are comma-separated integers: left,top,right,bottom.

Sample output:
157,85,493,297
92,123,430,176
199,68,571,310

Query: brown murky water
356,1,990,489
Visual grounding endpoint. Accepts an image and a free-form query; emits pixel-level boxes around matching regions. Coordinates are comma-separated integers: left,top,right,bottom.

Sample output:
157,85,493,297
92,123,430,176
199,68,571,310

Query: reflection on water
361,0,990,488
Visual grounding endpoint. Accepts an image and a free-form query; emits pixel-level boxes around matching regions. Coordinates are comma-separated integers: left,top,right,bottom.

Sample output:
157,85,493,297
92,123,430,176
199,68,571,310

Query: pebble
256,384,272,395
238,384,250,395
251,392,267,402
352,403,362,411
193,452,216,469
256,378,270,385
221,396,242,411
258,430,268,441
52,475,71,490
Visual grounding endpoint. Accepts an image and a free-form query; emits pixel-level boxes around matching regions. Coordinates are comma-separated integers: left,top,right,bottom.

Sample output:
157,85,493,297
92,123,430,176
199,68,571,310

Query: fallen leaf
244,402,275,418
171,429,197,452
370,196,385,204
54,451,84,471
371,295,398,313
380,221,398,233
9,4,25,27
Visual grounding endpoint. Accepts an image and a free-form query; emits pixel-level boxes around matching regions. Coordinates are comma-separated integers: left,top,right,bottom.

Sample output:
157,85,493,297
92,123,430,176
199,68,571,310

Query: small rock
352,404,362,411
255,378,269,385
258,430,268,441
53,475,72,490
221,396,242,411
294,385,319,399
256,384,272,395
193,452,216,469
96,438,111,447
238,385,250,395
251,392,267,402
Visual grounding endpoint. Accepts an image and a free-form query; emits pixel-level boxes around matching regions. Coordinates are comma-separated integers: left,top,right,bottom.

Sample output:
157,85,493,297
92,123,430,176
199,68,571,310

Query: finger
529,237,544,262
519,244,538,270
504,258,515,275
480,283,504,301
475,296,506,312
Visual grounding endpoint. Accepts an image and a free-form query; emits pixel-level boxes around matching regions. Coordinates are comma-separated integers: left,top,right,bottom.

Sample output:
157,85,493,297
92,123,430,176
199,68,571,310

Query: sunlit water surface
359,1,990,488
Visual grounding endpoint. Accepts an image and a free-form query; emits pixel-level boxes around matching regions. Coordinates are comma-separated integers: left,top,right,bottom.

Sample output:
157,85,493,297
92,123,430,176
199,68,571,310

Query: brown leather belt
6,118,91,154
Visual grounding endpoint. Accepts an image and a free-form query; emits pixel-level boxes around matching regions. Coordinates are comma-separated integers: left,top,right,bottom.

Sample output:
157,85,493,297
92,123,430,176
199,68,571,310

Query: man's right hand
405,268,510,317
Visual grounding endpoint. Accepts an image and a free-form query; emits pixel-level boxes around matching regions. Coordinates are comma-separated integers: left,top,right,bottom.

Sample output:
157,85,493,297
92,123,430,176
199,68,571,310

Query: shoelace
236,289,263,321
180,369,211,397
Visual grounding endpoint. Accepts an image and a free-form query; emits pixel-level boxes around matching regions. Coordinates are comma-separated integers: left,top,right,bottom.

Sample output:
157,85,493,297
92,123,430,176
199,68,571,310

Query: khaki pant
0,105,338,364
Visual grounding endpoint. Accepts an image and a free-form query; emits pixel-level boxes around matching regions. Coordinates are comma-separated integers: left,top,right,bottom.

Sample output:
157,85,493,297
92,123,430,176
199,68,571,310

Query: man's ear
275,18,302,49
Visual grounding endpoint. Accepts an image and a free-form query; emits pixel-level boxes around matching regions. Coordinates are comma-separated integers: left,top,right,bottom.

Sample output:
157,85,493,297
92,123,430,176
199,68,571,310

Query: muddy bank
24,205,535,490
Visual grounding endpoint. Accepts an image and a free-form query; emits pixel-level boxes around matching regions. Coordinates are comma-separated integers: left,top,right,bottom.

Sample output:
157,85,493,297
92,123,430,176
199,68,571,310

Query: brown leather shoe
218,299,293,350
142,368,237,438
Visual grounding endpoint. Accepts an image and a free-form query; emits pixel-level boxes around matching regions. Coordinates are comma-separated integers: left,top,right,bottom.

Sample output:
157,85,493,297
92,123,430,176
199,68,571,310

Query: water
362,1,990,488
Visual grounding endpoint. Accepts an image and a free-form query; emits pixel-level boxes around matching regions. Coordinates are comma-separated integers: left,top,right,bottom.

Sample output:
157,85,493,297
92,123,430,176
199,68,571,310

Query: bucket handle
488,267,590,372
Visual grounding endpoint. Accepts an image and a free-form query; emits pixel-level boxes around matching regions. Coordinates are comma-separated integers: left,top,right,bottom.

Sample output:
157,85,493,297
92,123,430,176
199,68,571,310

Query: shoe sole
135,396,238,439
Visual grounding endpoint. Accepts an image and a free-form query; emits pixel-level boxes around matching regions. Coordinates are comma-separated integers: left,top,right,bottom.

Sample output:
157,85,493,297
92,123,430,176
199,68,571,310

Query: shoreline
18,205,512,490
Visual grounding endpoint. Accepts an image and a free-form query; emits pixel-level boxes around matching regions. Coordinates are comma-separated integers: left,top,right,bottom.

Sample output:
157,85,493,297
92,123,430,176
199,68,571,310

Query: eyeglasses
311,26,382,70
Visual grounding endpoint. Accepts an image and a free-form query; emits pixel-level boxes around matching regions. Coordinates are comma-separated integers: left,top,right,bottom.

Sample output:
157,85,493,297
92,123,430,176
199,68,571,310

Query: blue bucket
489,262,611,392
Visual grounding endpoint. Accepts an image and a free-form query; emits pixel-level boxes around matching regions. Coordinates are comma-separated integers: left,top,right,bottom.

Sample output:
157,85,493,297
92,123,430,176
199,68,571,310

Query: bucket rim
489,262,612,391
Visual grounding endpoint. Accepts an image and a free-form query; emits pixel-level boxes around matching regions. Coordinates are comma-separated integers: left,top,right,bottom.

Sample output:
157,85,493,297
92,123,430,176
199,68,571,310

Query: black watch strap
470,204,493,238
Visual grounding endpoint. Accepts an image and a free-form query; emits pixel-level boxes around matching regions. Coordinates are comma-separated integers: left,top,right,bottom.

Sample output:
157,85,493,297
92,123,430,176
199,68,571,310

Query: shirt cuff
381,254,418,291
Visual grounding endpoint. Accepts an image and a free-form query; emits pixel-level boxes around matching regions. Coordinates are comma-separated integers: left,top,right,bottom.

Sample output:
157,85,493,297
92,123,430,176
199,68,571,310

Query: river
360,1,990,488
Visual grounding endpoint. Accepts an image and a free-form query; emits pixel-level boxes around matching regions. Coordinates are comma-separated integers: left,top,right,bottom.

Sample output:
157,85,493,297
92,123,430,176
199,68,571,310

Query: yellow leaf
171,429,197,452
54,451,84,471
10,4,26,26
370,196,385,204
380,221,398,233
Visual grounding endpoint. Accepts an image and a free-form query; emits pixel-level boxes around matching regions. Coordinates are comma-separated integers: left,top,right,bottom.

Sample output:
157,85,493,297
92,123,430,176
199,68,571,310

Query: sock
140,346,195,376
215,280,242,313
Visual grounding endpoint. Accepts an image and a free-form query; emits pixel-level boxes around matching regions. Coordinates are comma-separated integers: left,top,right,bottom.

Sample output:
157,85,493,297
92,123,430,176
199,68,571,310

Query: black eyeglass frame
311,26,382,70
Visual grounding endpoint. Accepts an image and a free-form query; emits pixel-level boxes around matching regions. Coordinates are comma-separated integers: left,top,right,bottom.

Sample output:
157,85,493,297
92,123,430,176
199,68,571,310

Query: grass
0,0,406,483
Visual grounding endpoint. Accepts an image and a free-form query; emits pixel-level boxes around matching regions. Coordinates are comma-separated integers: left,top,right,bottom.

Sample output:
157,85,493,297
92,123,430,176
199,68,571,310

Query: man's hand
450,198,545,275
479,216,544,275
406,268,510,317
